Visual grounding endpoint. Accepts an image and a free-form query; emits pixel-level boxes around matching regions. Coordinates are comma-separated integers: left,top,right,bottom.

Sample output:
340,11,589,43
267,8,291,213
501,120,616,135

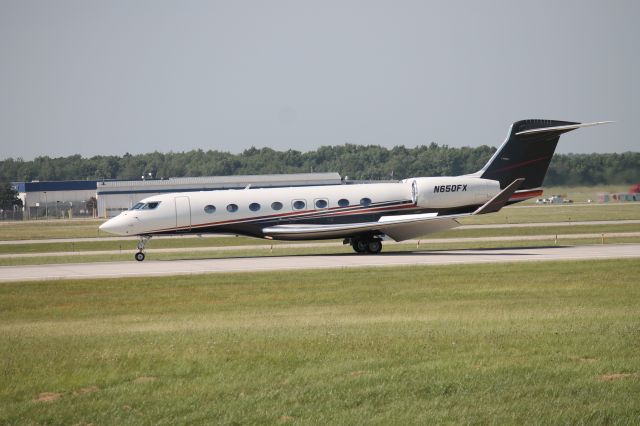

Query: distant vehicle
536,195,573,204
99,119,611,260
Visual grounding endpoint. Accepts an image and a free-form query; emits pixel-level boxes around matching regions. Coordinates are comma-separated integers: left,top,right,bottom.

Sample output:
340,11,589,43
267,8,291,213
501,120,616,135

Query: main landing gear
135,235,152,261
347,237,383,254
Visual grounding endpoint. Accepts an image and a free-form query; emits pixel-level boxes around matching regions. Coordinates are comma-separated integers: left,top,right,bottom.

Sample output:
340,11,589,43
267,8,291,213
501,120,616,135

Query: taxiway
1,243,638,282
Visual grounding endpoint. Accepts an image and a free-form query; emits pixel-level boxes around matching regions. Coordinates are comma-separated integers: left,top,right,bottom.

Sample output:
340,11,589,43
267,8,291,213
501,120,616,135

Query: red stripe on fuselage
150,201,417,233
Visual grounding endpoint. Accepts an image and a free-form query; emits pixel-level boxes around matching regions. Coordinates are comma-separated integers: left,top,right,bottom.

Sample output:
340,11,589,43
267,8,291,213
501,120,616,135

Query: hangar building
12,173,343,219
96,173,342,218
14,180,98,219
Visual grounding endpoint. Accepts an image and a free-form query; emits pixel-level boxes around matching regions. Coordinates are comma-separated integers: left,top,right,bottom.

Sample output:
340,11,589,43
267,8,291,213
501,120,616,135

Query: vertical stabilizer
476,119,610,190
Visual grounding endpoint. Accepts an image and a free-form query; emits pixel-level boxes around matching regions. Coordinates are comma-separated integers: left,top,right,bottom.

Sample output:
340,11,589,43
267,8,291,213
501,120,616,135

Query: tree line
1,144,638,186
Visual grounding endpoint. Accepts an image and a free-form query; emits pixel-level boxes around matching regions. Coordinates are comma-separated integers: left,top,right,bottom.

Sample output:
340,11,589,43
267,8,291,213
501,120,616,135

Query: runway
1,243,638,282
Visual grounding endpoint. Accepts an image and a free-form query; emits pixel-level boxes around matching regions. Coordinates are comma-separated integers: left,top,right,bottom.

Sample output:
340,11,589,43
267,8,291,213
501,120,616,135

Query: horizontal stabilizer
473,178,524,215
515,121,613,136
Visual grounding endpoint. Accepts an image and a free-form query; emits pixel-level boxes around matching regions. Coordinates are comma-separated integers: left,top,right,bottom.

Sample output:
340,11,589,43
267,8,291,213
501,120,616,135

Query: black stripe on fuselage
150,199,415,236
146,201,486,239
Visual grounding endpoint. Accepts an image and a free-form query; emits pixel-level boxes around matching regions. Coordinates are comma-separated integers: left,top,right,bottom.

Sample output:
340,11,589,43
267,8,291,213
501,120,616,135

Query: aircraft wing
262,213,460,241
262,179,524,242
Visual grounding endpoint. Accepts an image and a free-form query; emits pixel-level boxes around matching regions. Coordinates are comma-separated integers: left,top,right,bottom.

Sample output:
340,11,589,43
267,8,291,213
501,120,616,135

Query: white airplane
99,119,610,261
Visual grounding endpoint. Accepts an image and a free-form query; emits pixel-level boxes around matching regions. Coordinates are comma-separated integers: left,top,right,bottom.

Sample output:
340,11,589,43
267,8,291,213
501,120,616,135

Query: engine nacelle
408,176,500,209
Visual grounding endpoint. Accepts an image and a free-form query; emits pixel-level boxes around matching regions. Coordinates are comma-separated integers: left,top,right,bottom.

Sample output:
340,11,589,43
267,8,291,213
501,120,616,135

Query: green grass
1,236,639,267
0,235,299,255
433,222,640,238
2,222,638,255
459,203,640,225
1,259,639,424
528,184,633,203
0,219,107,240
0,234,640,266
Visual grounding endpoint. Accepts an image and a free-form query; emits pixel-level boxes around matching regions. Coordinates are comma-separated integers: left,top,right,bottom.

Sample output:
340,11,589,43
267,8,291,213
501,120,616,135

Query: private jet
99,119,610,261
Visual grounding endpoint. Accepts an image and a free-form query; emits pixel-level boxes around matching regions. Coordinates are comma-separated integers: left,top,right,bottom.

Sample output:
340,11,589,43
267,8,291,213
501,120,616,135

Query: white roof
97,173,342,192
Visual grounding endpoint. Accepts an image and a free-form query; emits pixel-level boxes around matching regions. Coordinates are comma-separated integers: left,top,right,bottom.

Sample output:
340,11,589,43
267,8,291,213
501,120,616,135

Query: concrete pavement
1,243,638,282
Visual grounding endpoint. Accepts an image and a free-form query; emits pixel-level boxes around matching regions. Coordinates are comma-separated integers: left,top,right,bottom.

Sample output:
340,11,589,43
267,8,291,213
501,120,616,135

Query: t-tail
473,119,612,196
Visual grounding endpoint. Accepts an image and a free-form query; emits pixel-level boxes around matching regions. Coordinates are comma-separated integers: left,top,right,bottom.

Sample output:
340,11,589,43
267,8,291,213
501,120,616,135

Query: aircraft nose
99,216,131,235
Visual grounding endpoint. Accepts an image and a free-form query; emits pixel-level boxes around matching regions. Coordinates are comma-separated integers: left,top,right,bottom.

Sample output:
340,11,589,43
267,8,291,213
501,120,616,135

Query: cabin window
143,202,160,210
131,202,145,210
226,204,239,213
337,199,349,208
315,199,328,209
360,197,372,207
271,201,283,211
292,200,306,210
204,205,216,214
249,202,261,212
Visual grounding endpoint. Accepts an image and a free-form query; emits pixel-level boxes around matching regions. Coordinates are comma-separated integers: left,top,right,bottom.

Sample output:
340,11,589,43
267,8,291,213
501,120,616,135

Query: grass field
0,219,107,240
458,203,640,225
0,235,291,255
1,237,639,267
1,259,639,424
1,222,639,256
521,184,632,204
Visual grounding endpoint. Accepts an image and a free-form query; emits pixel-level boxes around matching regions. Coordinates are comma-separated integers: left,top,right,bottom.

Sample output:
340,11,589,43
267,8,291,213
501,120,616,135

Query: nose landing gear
135,235,152,261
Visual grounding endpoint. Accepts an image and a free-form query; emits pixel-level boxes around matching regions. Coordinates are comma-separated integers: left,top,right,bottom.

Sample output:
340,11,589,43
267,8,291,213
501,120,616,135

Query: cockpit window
142,201,161,210
131,202,145,210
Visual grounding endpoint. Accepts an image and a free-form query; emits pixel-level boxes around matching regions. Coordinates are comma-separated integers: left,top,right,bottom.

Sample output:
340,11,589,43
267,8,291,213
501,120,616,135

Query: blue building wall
14,180,98,192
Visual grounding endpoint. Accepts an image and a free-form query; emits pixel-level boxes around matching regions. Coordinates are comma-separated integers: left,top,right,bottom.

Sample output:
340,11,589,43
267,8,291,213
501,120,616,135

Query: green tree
85,196,97,217
0,146,638,185
0,182,23,219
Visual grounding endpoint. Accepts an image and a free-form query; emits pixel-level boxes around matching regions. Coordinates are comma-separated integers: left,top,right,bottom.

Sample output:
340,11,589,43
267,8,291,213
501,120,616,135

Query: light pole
44,192,48,218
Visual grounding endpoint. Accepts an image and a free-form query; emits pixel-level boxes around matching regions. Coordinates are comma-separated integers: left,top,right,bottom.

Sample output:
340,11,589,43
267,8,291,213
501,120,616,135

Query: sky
0,0,638,160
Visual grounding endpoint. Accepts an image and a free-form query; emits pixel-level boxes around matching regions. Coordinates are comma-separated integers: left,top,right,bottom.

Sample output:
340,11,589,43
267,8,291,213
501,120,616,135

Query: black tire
352,238,368,253
135,252,145,262
366,239,382,254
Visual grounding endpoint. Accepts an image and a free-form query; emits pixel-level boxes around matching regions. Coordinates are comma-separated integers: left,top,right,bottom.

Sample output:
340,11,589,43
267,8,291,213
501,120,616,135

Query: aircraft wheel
135,252,145,262
366,239,382,254
352,238,368,253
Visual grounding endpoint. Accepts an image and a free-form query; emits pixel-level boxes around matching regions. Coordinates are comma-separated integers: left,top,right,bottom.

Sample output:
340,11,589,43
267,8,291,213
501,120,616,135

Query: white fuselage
99,176,500,239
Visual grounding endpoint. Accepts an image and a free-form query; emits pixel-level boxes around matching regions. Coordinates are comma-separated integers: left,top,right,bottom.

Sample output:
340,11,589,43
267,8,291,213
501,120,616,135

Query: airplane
99,119,611,261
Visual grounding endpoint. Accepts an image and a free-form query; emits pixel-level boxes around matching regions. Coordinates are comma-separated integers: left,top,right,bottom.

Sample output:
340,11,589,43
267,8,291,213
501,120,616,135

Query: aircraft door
174,196,191,232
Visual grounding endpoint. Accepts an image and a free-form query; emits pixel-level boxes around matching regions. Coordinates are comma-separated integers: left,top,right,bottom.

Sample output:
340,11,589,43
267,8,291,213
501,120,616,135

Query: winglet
473,178,525,215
